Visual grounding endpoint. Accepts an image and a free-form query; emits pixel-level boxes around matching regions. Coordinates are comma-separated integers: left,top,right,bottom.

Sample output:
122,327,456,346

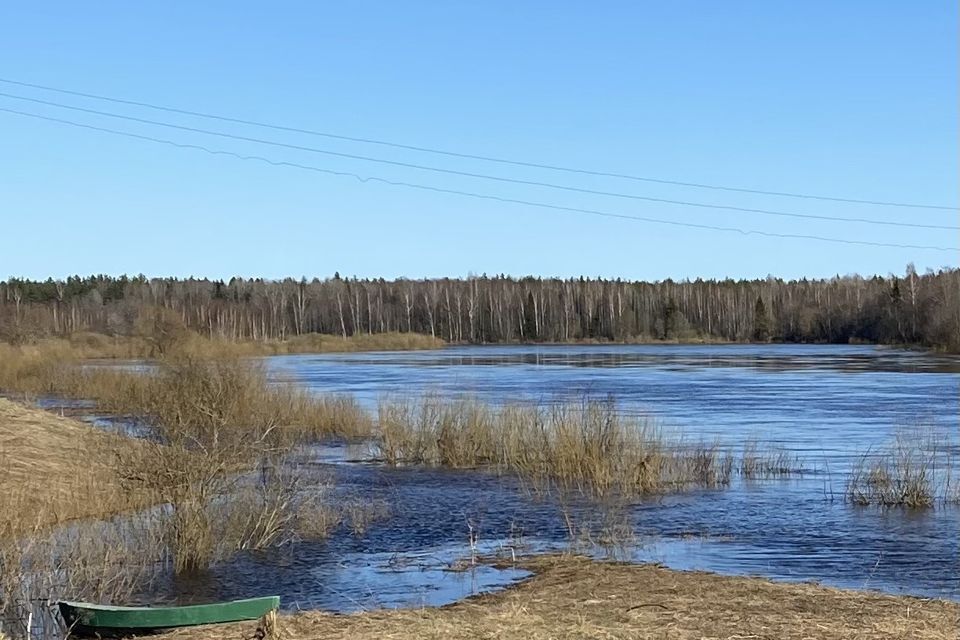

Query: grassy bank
64,357,374,441
0,330,443,392
161,554,960,640
0,397,376,638
0,356,370,582
0,341,375,439
0,398,150,528
0,400,159,636
167,331,445,358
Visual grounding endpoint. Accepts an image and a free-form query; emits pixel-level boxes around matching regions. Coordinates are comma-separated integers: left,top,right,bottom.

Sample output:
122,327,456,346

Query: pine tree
753,295,771,342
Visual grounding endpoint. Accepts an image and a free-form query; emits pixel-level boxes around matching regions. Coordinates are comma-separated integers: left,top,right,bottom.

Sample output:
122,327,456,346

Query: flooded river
61,345,960,610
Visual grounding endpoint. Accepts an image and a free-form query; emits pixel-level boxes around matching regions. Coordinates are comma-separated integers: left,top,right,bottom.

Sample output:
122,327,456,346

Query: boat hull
58,596,280,637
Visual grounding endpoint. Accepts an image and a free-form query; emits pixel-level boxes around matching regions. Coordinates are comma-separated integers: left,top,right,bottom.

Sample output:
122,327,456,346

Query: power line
0,76,956,212
1,90,955,233
3,106,955,254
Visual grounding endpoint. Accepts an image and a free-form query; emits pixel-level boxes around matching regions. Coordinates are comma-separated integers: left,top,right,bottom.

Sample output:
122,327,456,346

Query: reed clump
373,396,735,498
740,441,803,479
0,482,330,638
0,342,372,442
846,428,959,508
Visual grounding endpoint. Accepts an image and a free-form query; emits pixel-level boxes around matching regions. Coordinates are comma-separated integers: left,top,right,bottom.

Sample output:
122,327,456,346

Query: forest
1,266,957,351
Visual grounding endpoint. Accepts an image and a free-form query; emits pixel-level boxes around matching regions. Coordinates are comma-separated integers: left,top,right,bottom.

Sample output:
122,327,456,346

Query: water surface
264,344,960,599
50,345,960,609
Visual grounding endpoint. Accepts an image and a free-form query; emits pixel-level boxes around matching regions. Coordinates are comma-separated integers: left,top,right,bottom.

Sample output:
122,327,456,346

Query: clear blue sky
1,2,956,282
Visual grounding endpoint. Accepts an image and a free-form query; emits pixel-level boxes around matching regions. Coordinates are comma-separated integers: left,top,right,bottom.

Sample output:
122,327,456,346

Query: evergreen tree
663,297,678,339
753,295,771,342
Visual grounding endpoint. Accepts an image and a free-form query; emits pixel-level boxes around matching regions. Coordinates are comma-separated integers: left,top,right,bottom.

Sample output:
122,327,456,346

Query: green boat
57,596,280,637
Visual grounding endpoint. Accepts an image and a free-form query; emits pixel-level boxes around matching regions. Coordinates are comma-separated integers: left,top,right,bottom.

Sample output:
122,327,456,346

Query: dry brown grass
740,440,803,478
0,400,166,639
0,397,342,639
0,333,158,394
2,351,373,442
0,331,443,394
846,428,959,508
81,356,373,441
0,398,150,527
280,332,445,354
1,341,375,441
160,555,960,640
0,380,341,577
140,331,445,359
83,357,355,573
374,396,735,497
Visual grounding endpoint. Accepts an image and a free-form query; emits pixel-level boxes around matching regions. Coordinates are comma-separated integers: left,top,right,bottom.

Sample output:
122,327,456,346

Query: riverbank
163,554,960,640
3,397,958,639
0,397,149,527
0,331,445,397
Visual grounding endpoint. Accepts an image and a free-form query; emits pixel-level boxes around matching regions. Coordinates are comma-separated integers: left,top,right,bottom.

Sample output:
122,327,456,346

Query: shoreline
161,554,960,640
2,331,946,359
2,400,958,638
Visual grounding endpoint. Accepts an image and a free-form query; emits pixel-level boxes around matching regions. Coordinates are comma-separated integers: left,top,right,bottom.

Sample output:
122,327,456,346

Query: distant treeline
1,267,958,350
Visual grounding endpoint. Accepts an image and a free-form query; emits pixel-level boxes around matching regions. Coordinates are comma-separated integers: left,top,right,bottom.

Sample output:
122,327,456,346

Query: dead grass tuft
846,428,958,508
740,440,804,478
